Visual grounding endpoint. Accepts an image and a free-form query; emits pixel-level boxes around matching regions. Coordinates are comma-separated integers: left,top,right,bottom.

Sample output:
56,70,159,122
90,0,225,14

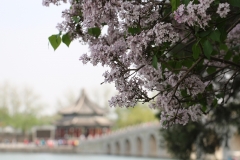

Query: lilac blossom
217,3,230,18
43,0,240,128
174,0,214,28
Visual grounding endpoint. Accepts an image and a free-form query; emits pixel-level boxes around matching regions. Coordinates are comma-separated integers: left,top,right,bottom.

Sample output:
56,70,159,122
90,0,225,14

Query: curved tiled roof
57,90,112,127
58,90,106,116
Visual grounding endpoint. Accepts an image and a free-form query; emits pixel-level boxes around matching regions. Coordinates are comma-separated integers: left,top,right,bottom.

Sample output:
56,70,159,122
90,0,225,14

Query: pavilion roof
58,90,106,116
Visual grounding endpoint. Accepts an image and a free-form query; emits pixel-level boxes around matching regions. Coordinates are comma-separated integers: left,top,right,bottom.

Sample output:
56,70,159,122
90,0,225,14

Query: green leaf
216,93,223,99
198,30,211,38
202,105,207,112
161,64,167,74
203,40,213,59
48,35,61,51
192,43,200,59
168,61,176,68
212,99,218,107
218,26,227,42
220,33,227,42
182,0,190,5
206,84,213,90
72,16,80,23
101,23,107,26
233,55,240,63
229,0,240,7
163,8,172,17
88,27,101,38
211,50,218,56
181,89,188,97
224,51,232,60
207,67,216,75
197,93,203,100
128,27,141,35
210,30,221,42
182,59,193,68
171,0,180,11
62,33,71,47
193,0,198,4
175,61,182,69
214,0,220,5
219,44,228,51
168,43,185,56
152,55,158,69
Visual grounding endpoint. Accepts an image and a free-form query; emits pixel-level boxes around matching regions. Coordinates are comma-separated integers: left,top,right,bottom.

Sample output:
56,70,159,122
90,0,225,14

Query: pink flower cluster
42,0,66,6
43,0,239,128
174,1,230,28
217,3,230,18
174,0,214,28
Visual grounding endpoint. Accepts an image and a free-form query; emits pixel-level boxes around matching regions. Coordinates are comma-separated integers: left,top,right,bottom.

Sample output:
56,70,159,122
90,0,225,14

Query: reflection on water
0,153,166,160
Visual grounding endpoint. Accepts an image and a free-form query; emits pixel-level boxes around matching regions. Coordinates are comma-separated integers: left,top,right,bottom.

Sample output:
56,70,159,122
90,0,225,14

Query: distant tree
0,83,55,135
114,104,157,129
0,107,10,127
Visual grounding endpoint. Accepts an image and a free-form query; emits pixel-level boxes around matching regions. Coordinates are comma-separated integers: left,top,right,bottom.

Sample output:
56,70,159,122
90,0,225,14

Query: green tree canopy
0,83,57,134
114,104,157,129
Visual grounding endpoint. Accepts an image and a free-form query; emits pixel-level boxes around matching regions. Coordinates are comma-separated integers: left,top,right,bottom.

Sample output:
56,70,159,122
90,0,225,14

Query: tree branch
210,56,240,69
171,57,204,97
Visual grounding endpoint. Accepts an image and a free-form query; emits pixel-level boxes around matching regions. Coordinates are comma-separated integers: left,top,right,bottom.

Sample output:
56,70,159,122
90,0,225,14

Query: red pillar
79,128,81,137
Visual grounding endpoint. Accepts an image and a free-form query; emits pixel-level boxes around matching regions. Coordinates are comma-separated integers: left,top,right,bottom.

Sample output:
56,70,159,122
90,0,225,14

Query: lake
0,153,168,160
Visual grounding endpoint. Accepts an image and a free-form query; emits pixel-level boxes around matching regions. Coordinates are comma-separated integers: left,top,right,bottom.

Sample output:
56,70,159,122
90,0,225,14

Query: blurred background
0,1,159,160
0,1,240,160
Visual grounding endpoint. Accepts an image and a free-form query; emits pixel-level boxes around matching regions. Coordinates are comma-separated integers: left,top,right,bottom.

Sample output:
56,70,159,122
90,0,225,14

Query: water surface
0,153,167,160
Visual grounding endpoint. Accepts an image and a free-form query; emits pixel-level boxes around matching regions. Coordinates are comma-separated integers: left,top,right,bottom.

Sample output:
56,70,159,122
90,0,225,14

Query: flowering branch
43,0,240,128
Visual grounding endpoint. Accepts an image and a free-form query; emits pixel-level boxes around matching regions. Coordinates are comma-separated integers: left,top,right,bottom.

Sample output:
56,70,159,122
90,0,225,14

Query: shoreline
0,145,80,154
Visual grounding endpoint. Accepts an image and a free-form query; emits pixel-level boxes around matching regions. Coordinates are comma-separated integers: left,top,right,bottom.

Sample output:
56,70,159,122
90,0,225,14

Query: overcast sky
0,1,114,114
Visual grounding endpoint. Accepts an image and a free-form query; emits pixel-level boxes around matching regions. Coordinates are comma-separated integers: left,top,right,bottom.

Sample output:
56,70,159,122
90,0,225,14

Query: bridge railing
80,121,160,142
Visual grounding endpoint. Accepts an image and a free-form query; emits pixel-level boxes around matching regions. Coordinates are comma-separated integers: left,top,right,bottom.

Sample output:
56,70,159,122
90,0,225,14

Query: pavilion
55,90,112,139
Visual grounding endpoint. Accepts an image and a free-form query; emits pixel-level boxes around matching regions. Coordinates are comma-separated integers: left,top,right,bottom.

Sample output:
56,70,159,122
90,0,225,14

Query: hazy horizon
0,1,115,114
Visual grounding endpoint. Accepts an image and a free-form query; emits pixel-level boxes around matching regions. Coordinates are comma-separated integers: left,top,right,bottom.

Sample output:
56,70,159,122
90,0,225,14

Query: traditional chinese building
55,90,112,139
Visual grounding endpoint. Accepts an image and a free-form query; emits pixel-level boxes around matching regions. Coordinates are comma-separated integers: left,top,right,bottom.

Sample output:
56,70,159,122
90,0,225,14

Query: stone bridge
78,122,240,159
78,122,170,158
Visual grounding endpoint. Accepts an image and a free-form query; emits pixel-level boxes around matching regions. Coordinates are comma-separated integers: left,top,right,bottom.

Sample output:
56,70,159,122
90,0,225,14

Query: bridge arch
107,143,111,155
124,139,131,156
149,134,157,157
115,141,120,155
136,137,143,156
78,122,165,158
